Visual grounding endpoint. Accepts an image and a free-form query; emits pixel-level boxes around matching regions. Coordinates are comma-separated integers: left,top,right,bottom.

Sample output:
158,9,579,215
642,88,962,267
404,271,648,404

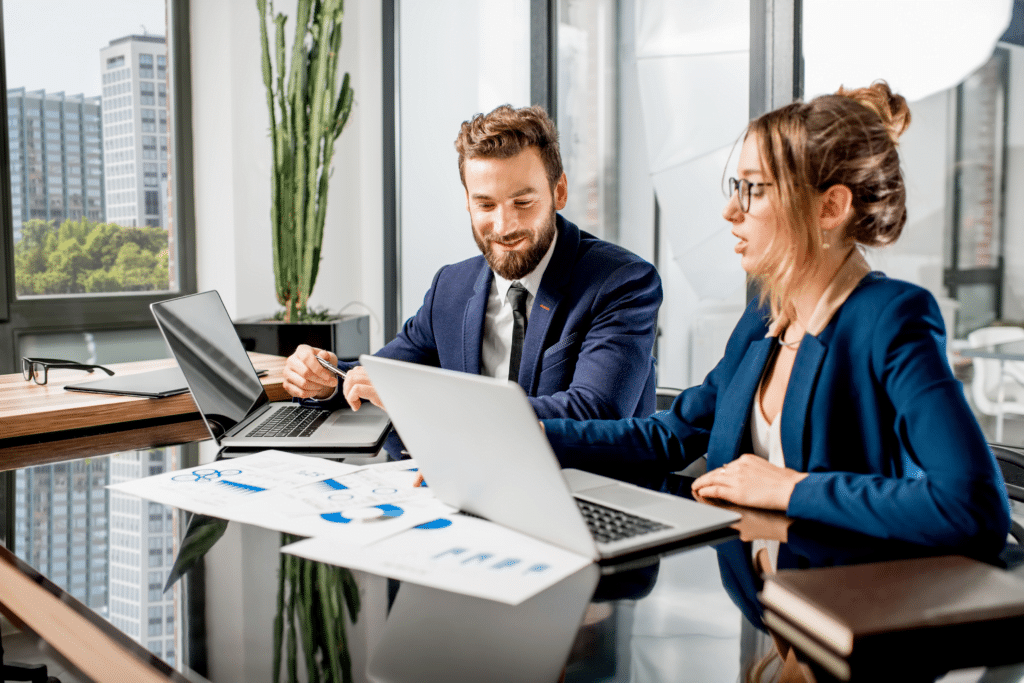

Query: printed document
226,459,455,543
109,452,451,545
283,513,592,605
107,450,364,516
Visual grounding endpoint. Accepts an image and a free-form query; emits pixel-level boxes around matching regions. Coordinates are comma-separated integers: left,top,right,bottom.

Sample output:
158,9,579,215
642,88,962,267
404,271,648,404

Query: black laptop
150,291,390,451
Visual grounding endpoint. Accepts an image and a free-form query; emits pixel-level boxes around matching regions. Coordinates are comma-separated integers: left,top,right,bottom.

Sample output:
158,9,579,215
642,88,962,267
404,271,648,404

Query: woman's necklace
778,326,801,348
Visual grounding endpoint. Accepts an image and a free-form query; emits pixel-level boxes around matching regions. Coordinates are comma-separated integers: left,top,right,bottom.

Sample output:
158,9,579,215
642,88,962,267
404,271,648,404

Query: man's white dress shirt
479,232,558,380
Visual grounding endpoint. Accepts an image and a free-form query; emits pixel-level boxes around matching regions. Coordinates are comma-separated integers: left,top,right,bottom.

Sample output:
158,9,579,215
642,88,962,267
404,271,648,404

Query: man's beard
473,211,557,281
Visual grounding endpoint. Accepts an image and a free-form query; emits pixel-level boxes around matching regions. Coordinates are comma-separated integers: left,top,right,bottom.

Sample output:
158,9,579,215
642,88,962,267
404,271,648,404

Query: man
283,104,662,437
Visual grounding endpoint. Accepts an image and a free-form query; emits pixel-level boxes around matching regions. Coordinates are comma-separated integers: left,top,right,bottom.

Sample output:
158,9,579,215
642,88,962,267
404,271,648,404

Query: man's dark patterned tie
507,282,529,382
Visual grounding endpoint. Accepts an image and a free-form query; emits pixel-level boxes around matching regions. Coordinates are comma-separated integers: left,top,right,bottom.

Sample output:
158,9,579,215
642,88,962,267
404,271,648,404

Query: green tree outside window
14,217,170,295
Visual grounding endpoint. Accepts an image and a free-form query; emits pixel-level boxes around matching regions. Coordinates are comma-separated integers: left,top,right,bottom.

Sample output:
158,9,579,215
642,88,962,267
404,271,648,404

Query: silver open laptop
150,291,390,451
361,355,739,562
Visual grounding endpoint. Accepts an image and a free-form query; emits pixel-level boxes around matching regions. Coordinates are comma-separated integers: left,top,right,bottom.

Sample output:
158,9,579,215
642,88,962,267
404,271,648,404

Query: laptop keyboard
247,406,330,438
575,498,670,544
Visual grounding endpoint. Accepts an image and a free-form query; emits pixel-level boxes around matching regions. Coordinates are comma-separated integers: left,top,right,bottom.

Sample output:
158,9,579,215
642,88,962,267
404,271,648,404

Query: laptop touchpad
583,484,661,510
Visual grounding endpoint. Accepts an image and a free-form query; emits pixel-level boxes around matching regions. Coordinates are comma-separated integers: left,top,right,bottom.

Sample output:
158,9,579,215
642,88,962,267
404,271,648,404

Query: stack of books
759,555,1024,680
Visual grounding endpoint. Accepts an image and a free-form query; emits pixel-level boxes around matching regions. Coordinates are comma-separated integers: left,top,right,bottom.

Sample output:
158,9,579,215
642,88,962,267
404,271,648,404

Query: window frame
0,0,197,374
942,47,1009,335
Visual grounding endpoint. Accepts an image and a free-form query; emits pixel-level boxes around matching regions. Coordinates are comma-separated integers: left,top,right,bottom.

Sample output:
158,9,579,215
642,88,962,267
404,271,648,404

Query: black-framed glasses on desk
21,358,115,385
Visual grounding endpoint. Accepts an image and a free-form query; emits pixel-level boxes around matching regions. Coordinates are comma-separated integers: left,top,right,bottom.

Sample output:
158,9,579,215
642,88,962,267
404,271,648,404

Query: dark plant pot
233,314,370,360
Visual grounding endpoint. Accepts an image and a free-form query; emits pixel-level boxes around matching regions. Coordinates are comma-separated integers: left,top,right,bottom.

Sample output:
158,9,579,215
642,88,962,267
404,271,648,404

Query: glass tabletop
4,439,1024,683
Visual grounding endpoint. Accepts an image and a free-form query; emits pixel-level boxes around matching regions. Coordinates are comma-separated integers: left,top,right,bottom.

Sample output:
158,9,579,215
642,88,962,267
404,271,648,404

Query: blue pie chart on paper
321,504,404,524
414,518,452,530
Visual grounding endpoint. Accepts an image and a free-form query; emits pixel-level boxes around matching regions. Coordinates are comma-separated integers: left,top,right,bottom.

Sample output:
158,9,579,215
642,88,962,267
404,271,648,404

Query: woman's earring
821,232,831,250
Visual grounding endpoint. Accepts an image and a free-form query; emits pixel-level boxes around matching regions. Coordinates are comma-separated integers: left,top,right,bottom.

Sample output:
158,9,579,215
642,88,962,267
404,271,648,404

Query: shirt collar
492,230,558,302
766,248,872,339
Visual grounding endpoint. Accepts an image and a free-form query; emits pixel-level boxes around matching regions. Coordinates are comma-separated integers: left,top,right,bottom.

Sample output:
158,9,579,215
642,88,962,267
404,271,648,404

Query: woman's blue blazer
544,273,1011,555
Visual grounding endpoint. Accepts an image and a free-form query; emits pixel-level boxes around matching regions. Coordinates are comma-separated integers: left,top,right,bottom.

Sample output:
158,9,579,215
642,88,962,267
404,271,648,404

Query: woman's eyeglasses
727,177,773,213
22,357,115,385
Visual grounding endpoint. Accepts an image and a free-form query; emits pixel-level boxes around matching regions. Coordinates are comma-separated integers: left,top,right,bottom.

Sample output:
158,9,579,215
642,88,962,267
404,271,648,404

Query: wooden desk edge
0,419,212,473
0,548,177,682
0,353,287,442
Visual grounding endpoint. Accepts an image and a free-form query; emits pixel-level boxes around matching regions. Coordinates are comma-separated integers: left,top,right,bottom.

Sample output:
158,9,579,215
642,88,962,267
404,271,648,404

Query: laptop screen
151,291,269,437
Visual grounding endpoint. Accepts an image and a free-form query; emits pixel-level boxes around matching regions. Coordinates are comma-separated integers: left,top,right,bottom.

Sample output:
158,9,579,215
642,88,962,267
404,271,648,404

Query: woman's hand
691,454,808,511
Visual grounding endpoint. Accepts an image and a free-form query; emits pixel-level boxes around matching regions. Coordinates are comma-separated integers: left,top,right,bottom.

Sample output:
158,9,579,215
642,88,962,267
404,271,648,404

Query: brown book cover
762,608,853,680
759,555,1024,676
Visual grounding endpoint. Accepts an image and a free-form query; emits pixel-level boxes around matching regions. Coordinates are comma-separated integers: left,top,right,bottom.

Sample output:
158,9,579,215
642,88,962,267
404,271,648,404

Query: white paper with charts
283,513,593,605
107,451,454,545
227,458,455,543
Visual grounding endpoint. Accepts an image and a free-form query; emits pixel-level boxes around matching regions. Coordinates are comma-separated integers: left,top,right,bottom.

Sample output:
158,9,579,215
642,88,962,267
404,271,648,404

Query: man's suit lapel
706,338,774,470
462,265,492,375
519,216,579,393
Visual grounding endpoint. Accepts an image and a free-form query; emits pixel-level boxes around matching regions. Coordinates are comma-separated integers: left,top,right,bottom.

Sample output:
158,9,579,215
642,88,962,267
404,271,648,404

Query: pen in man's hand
316,355,347,379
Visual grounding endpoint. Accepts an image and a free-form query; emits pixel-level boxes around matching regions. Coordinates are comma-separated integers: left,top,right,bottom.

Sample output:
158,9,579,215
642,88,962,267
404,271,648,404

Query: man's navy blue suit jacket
333,214,663,425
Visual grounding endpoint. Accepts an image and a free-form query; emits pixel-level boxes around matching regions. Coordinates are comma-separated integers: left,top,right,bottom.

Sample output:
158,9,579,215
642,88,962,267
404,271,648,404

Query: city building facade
99,34,169,230
6,88,104,242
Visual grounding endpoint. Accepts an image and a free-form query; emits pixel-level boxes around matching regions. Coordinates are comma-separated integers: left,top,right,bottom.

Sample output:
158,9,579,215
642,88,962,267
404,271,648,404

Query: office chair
989,443,1024,546
657,387,710,477
967,327,1024,442
655,386,682,412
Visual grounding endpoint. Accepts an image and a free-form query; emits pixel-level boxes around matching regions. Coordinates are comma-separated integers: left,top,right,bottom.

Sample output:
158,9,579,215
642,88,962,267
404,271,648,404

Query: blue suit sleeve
304,267,447,411
528,261,662,420
543,299,765,472
787,288,1011,554
542,367,719,472
371,266,446,367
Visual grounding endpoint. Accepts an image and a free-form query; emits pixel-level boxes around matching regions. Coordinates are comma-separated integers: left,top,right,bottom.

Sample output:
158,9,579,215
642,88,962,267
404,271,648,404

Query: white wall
191,0,386,350
395,0,530,322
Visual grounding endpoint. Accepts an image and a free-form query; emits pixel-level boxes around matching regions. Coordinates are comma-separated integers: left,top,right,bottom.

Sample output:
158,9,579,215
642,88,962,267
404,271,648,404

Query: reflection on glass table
6,448,1024,683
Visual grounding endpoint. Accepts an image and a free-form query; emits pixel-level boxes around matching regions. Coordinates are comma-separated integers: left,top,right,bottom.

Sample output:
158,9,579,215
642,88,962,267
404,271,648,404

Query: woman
543,82,1011,555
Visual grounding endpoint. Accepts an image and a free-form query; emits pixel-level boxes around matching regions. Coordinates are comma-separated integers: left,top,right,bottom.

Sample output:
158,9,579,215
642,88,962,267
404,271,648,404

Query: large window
944,49,1010,335
0,0,196,373
557,0,619,243
392,0,531,325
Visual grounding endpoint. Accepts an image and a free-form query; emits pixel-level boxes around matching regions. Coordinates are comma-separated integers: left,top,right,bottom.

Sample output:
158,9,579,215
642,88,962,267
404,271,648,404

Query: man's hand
342,365,385,411
691,454,808,512
282,345,339,400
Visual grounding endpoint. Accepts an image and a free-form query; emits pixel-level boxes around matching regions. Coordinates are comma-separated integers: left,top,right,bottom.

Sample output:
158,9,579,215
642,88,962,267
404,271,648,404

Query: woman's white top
750,388,784,571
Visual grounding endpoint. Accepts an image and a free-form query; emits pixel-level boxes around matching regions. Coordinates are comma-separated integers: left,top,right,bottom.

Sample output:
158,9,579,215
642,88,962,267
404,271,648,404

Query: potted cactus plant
237,0,370,361
257,0,353,323
253,2,362,681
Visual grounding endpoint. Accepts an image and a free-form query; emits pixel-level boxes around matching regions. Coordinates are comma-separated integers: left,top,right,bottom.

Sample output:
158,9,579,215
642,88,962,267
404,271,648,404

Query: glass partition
557,0,619,243
396,0,531,322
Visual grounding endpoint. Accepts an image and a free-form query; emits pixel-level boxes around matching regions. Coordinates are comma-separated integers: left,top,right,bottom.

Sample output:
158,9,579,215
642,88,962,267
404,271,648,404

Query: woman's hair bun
836,80,911,143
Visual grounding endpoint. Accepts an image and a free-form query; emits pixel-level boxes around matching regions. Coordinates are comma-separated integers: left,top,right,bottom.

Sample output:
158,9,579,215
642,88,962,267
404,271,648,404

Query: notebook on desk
150,291,390,451
64,366,267,399
760,554,1024,680
360,355,739,562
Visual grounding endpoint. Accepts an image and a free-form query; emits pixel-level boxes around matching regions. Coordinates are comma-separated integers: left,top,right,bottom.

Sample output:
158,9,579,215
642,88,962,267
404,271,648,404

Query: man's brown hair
455,104,563,188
